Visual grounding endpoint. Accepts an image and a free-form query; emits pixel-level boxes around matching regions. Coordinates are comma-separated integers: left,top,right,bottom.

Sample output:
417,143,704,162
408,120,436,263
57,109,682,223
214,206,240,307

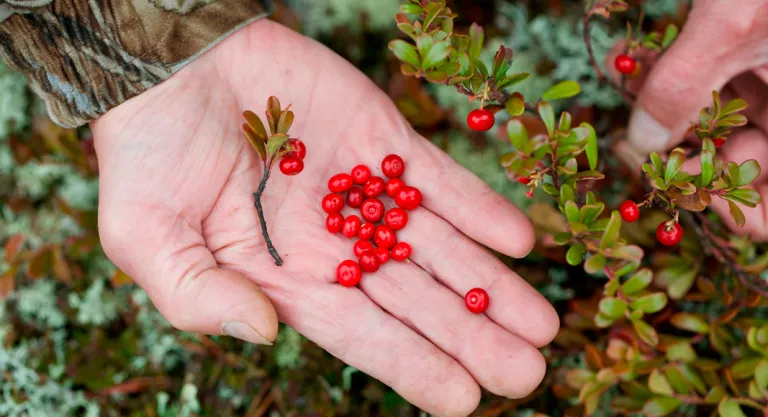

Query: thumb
627,1,768,152
98,204,279,345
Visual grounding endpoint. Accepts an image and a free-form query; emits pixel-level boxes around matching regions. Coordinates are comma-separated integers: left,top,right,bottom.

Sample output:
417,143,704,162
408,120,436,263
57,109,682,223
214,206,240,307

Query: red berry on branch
384,208,408,231
287,138,306,160
358,251,381,273
656,221,683,246
526,189,534,199
713,138,726,148
326,212,344,233
374,225,397,249
373,247,390,264
464,288,489,314
353,240,375,257
342,215,362,238
385,178,405,197
614,54,637,75
381,154,405,178
351,164,371,184
395,186,423,210
360,198,385,222
391,242,412,261
518,177,531,185
337,260,362,287
322,193,344,213
467,109,495,132
279,156,304,176
346,187,365,208
328,173,354,193
358,222,375,240
363,176,386,198
619,200,640,222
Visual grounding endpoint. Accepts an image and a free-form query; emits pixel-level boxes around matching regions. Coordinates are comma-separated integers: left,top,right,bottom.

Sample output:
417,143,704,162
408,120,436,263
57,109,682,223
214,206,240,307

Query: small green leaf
506,119,527,151
700,149,714,187
389,40,421,69
731,357,762,379
242,124,267,161
560,184,575,204
599,297,627,319
266,96,281,134
504,93,525,117
554,232,572,245
669,313,709,334
728,200,746,227
630,293,668,314
621,269,652,295
600,211,622,250
633,319,659,346
243,110,268,141
718,399,748,417
538,102,556,137
468,23,484,60
661,24,678,48
542,80,582,101
584,254,606,274
595,312,615,328
755,361,768,390
736,160,761,187
422,38,452,69
648,370,674,396
721,98,748,116
564,201,580,223
664,149,685,183
277,110,294,134
651,153,665,177
666,343,696,363
425,70,448,83
496,72,530,89
705,387,728,403
421,2,442,29
611,245,643,262
567,244,586,266
474,59,489,78
583,123,598,171
724,188,762,207
580,203,604,225
664,366,692,394
266,133,289,157
399,4,421,14
415,34,434,58
491,46,513,80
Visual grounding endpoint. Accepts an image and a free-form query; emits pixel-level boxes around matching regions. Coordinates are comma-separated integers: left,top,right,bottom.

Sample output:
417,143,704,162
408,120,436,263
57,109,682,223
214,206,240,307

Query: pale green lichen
274,325,304,369
0,62,29,139
12,280,67,329
68,279,121,326
286,0,401,37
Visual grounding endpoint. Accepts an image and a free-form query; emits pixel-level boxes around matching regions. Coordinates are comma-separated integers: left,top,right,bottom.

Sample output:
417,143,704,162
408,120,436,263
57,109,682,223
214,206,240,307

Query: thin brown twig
253,162,283,266
582,13,637,103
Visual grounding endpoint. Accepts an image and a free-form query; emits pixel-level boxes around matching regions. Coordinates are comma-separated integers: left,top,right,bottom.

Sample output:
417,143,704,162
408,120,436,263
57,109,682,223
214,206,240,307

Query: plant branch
253,163,283,266
582,13,636,103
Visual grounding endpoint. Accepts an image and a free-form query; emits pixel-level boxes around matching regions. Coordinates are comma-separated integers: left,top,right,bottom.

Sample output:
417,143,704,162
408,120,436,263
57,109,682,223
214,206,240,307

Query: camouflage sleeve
0,1,272,128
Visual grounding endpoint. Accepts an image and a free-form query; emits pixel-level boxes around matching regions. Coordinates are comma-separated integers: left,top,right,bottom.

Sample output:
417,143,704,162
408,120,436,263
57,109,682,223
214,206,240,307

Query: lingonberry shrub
242,96,307,266
391,1,765,414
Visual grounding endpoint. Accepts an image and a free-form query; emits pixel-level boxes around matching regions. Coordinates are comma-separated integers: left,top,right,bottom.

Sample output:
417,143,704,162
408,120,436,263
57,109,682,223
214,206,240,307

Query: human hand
90,19,559,416
621,0,768,239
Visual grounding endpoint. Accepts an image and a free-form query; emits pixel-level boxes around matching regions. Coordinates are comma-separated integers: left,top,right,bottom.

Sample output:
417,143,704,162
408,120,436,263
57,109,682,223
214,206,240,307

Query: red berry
360,198,385,222
656,221,683,247
619,200,640,222
358,222,376,240
337,260,362,287
464,288,489,314
363,176,386,198
518,177,531,185
353,240,375,257
395,186,423,210
279,156,304,176
358,251,381,273
526,189,534,199
373,247,390,264
346,186,365,208
328,173,354,193
385,178,405,197
287,139,307,160
322,193,344,213
614,54,637,75
326,212,344,233
384,208,408,231
374,225,397,249
391,242,412,261
381,154,405,178
351,165,371,184
467,109,495,132
713,138,726,148
342,215,362,238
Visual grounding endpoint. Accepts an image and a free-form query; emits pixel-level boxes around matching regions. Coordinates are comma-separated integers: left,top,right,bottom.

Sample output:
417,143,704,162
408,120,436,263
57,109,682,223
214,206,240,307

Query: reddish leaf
51,246,71,284
0,267,16,299
26,246,53,279
111,269,133,288
4,234,25,263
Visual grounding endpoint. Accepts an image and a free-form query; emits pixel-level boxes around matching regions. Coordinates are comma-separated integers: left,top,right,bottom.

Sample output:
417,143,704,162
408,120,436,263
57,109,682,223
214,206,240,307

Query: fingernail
221,322,273,345
627,108,670,153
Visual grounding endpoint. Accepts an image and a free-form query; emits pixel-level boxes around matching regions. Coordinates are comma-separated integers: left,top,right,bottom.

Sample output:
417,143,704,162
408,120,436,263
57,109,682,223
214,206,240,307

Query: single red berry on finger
374,225,397,249
358,251,381,273
351,164,371,184
322,193,344,213
279,156,304,175
346,186,364,208
391,242,412,261
363,176,386,198
358,222,375,240
287,138,307,159
467,109,495,132
395,186,423,210
614,54,637,75
381,154,405,178
384,208,408,231
353,240,375,257
713,138,726,148
328,173,354,193
373,247,390,264
656,221,683,246
518,177,531,185
337,260,362,287
342,215,362,238
326,212,344,233
619,200,640,222
360,198,385,222
385,178,405,197
464,288,489,314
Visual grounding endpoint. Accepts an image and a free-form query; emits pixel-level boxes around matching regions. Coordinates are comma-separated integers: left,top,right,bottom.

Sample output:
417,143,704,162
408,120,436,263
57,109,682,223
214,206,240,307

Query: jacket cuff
0,1,271,128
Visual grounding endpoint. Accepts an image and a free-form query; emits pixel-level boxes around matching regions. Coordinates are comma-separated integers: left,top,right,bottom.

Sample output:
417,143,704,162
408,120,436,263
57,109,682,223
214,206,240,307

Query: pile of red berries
325,154,420,286
619,200,683,246
279,139,307,175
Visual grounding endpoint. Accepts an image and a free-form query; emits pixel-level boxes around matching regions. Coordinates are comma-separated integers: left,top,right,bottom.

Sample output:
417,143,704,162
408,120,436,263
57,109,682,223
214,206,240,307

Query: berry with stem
467,108,495,132
279,156,304,176
518,177,531,185
713,138,726,148
287,138,306,159
619,200,640,222
614,54,637,75
337,260,362,287
656,221,684,246
464,288,490,314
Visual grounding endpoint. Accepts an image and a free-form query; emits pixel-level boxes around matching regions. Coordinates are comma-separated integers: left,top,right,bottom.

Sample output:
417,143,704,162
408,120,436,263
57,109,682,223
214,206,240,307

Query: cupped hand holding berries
90,19,558,417
610,0,768,240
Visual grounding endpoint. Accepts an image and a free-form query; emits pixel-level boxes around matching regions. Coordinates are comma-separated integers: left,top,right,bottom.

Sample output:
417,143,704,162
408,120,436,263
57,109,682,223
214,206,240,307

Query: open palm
91,19,558,416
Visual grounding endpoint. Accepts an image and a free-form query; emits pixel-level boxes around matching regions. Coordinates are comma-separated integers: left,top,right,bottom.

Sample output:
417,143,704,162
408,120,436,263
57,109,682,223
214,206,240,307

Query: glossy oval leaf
389,40,421,69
